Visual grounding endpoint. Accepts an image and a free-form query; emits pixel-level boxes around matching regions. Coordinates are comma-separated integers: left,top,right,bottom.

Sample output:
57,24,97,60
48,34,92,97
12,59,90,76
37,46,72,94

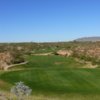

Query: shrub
11,82,32,100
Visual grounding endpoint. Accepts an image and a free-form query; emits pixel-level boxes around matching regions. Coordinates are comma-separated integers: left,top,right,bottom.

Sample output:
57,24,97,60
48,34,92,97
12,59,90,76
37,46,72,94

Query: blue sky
0,0,100,42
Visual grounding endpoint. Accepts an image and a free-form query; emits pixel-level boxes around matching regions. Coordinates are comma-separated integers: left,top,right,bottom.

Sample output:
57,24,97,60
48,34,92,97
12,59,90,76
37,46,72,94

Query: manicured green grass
1,69,100,94
0,55,100,100
11,55,85,70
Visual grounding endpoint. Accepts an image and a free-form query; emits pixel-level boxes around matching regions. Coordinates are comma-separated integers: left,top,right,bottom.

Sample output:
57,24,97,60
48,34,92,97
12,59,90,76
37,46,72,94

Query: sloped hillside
75,37,100,42
0,52,13,70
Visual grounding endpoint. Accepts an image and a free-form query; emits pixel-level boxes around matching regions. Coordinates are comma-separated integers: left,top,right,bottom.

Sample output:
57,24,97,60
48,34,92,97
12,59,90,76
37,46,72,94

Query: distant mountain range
75,36,100,42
